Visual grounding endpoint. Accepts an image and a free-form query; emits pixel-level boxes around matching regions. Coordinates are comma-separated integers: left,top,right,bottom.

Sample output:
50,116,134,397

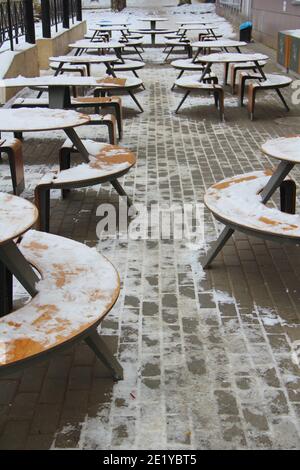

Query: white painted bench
0,229,123,380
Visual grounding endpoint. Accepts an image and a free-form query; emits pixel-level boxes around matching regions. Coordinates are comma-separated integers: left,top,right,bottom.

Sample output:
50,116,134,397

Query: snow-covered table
197,52,269,85
191,39,247,61
0,192,39,316
0,107,91,161
49,54,118,77
203,135,300,268
136,17,169,45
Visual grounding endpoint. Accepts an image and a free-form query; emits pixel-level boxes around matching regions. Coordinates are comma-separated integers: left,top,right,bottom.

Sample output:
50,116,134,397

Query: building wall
217,1,300,49
252,0,300,49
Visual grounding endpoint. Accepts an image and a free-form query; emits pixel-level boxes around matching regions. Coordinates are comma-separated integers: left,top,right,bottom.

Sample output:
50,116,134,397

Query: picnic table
0,193,39,315
49,54,118,77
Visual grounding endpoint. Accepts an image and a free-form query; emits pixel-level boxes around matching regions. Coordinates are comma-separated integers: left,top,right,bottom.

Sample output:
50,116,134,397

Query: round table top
179,25,218,31
69,40,124,49
98,22,129,26
192,40,247,48
91,26,128,32
137,17,168,22
133,29,175,35
176,19,226,25
261,136,300,163
0,108,90,132
0,192,38,245
1,75,101,88
49,54,118,64
197,52,269,64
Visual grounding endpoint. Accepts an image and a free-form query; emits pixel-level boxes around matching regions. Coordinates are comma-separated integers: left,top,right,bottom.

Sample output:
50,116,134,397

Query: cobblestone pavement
0,6,300,450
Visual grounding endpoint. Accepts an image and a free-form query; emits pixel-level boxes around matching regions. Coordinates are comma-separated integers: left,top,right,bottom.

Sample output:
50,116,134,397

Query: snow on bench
204,170,300,240
0,230,120,369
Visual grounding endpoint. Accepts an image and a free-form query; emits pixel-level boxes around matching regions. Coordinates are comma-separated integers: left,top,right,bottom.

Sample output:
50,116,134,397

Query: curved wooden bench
230,60,267,94
164,39,192,62
93,77,144,113
0,229,123,380
247,74,292,120
175,75,224,121
112,60,146,90
35,141,136,231
0,138,24,195
204,170,299,243
171,58,217,90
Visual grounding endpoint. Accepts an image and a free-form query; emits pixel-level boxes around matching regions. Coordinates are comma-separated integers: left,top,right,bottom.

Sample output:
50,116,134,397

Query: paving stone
0,5,300,450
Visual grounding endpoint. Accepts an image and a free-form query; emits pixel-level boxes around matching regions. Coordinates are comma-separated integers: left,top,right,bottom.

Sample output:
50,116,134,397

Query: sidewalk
0,5,300,450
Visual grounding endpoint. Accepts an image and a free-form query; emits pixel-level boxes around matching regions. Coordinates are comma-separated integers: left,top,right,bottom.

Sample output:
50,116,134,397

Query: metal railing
0,0,25,50
0,0,82,50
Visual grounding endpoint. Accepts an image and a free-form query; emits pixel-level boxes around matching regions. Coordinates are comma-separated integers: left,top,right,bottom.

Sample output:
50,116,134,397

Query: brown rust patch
214,174,258,190
259,216,298,231
89,289,104,302
6,338,43,364
259,216,279,226
96,77,127,87
52,264,85,288
33,304,59,326
7,321,22,328
23,241,49,251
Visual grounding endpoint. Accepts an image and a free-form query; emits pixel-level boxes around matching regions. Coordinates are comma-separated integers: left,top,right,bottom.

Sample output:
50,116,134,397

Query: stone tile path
0,5,300,450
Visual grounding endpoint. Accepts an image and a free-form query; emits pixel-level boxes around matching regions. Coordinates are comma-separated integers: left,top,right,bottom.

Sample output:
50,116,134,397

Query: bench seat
205,170,300,242
0,229,120,372
35,140,136,230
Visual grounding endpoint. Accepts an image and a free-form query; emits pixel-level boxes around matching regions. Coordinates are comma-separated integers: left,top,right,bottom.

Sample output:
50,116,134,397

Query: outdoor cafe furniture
174,75,225,121
69,40,126,59
230,60,267,94
178,25,220,40
176,19,226,27
203,136,300,269
0,107,90,162
171,59,218,90
0,138,24,195
163,38,192,62
2,74,144,115
35,140,136,231
238,72,292,120
0,108,136,224
191,39,247,60
69,39,144,62
137,16,168,31
49,54,119,77
196,52,269,86
135,16,170,45
0,194,123,381
131,29,176,46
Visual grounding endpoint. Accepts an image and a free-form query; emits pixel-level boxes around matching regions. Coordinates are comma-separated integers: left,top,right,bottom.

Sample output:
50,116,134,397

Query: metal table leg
0,240,39,300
